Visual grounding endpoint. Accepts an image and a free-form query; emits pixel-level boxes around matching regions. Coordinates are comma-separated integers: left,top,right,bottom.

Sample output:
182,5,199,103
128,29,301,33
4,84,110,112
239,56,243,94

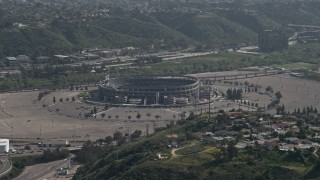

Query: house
168,142,178,148
84,53,100,60
156,153,166,160
203,132,214,137
235,142,247,149
264,140,278,150
285,137,299,144
36,56,50,63
16,55,30,62
279,144,295,151
228,112,244,118
274,121,290,129
6,57,18,67
53,55,71,63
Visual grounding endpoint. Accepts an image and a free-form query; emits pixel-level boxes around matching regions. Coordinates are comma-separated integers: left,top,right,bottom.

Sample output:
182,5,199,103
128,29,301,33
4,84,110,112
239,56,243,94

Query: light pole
39,124,42,140
208,87,212,120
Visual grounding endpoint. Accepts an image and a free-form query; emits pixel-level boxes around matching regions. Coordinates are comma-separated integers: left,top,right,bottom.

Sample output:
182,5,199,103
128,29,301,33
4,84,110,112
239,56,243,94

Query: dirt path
171,142,196,157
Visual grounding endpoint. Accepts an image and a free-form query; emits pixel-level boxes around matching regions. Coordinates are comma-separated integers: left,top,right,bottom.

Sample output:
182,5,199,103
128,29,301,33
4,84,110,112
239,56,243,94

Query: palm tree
146,113,151,120
136,113,142,120
172,114,176,120
155,115,161,121
101,113,106,119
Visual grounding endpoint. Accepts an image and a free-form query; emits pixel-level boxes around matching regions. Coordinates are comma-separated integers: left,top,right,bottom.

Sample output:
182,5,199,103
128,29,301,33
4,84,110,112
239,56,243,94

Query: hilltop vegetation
2,1,320,58
73,112,320,179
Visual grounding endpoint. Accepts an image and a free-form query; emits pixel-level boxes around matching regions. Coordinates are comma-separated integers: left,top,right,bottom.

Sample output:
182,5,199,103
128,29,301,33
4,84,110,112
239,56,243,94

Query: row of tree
226,88,242,100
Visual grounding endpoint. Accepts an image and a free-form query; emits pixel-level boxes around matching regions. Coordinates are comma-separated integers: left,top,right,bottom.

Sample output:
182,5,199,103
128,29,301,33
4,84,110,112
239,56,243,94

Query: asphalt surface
14,155,74,180
0,156,11,177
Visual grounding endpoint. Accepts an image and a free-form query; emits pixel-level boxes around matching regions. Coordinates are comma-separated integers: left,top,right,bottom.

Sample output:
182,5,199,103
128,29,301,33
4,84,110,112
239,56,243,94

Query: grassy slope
175,13,257,48
217,10,280,33
0,16,196,58
73,116,315,180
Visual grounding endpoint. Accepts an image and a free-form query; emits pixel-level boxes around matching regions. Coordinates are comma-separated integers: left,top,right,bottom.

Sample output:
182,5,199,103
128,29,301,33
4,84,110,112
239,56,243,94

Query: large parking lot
0,72,318,143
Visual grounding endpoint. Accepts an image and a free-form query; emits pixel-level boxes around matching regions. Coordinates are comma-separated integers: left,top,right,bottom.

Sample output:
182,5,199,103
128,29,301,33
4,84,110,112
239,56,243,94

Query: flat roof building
0,139,9,153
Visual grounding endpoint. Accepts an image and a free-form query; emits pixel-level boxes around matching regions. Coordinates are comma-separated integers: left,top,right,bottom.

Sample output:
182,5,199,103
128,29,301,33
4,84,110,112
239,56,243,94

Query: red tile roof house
274,121,290,129
264,140,279,150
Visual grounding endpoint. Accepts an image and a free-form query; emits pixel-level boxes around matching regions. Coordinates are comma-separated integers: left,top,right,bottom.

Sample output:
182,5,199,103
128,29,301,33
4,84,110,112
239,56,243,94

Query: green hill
174,13,257,48
73,114,318,180
2,1,320,59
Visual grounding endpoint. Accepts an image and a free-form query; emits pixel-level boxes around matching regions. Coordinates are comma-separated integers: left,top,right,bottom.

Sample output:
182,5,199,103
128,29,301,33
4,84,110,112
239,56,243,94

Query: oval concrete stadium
96,76,200,105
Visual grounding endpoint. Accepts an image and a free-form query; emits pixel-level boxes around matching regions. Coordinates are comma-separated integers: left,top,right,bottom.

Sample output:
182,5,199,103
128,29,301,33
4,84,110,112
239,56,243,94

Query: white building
0,139,9,153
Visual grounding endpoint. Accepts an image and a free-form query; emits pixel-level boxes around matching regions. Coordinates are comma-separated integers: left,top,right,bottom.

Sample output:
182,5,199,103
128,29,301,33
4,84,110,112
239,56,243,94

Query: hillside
2,1,320,58
73,113,320,180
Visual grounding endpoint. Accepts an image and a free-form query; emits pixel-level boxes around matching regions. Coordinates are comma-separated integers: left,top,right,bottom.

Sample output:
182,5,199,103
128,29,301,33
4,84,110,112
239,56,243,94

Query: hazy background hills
0,1,320,58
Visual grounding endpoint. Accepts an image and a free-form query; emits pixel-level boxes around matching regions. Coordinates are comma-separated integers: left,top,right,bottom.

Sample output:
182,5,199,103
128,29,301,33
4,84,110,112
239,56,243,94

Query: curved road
0,156,11,177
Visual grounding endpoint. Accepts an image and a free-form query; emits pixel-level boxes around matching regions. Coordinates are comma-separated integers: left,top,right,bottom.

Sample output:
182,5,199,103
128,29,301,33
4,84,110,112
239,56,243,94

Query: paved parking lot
0,72,318,143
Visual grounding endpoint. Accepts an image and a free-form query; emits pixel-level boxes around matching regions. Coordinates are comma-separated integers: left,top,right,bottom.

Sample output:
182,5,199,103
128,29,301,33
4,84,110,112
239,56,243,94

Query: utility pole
208,87,212,120
146,124,149,137
10,126,13,140
73,126,75,143
39,124,42,140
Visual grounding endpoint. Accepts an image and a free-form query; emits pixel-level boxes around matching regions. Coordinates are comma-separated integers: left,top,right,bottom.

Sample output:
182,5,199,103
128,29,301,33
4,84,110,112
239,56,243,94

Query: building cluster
200,112,320,153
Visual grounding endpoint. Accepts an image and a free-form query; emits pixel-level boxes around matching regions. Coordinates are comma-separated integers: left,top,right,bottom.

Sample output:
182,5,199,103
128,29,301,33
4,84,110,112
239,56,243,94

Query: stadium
96,76,200,106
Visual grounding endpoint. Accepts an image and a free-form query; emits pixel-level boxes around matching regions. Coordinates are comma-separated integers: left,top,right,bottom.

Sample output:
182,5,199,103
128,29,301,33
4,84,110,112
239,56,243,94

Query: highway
14,154,75,180
0,156,11,177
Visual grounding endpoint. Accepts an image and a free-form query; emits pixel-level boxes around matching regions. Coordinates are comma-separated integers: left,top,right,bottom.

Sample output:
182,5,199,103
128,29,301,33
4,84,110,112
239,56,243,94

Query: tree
113,131,123,141
128,115,132,120
104,136,113,144
93,107,97,114
38,92,44,101
298,128,307,139
227,141,238,160
136,113,141,120
72,97,75,102
101,113,106,119
265,86,273,92
226,88,233,99
130,130,142,140
275,91,283,99
297,120,303,127
172,114,177,120
66,97,69,101
187,111,195,120
115,115,119,120
53,96,56,103
179,112,186,120
146,113,151,120
155,115,161,121
59,98,63,102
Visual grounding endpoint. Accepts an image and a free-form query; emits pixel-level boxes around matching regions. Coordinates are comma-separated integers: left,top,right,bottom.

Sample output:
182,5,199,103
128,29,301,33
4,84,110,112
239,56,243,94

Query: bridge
197,70,285,83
